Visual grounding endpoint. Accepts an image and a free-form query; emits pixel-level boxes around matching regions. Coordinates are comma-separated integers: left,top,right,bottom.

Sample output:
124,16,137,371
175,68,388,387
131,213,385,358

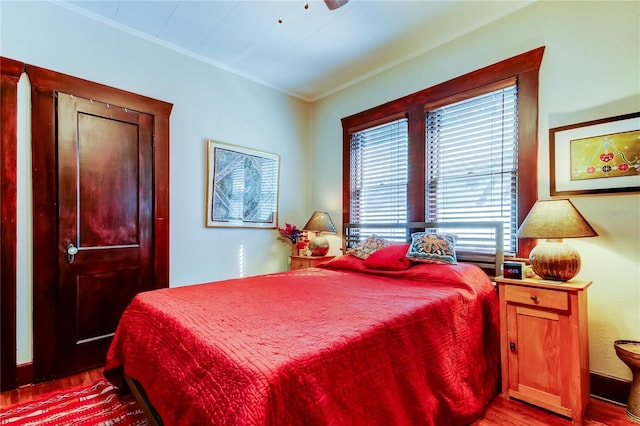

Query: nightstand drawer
290,258,310,270
289,255,335,271
504,285,568,311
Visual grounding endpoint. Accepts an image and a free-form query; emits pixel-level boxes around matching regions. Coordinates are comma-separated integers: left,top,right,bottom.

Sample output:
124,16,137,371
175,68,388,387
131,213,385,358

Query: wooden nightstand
495,276,591,423
289,255,335,270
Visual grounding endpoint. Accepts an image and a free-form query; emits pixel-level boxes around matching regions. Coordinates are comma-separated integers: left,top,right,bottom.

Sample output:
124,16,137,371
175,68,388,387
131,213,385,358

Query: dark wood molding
25,63,172,382
341,47,545,258
590,371,631,406
341,47,545,130
0,56,25,392
514,67,541,258
29,82,59,383
24,65,172,118
16,362,34,387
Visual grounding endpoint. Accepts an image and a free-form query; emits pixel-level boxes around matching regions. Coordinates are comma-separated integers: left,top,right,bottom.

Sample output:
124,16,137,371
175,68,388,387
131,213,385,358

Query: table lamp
516,199,598,281
303,211,336,256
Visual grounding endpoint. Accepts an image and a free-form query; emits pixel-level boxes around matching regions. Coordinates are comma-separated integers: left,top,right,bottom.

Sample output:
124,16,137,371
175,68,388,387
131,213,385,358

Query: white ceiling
60,0,533,101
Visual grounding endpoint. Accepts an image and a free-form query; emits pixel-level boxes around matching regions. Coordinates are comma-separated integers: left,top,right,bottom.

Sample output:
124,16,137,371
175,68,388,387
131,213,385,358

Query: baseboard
16,362,33,387
590,371,631,406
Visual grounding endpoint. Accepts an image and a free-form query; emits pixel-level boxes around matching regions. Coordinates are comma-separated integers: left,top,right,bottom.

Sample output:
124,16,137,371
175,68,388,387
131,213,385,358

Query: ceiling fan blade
324,0,349,10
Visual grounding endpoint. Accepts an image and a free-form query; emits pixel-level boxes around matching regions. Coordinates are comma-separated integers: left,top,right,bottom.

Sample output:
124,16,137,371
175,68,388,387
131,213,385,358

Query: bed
104,222,503,425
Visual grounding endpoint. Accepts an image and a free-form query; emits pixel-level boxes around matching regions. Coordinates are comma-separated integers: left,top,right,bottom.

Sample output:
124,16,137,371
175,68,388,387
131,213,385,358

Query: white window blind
350,118,408,241
426,85,518,255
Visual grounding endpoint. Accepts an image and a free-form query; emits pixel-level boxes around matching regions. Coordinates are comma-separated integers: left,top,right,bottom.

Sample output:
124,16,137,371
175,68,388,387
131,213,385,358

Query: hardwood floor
1,368,636,425
0,368,104,407
472,394,636,426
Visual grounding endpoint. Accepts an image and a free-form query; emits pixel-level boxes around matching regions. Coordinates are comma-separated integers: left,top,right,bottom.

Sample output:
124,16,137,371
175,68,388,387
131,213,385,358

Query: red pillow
364,243,413,271
316,254,368,273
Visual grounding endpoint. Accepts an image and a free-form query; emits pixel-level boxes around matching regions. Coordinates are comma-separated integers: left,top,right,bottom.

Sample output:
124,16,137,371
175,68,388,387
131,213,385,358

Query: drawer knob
530,295,538,303
509,342,517,353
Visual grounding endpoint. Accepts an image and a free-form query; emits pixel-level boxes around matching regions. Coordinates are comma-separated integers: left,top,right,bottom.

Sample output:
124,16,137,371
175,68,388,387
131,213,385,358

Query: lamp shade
517,199,598,239
303,211,336,256
517,199,597,281
303,211,336,234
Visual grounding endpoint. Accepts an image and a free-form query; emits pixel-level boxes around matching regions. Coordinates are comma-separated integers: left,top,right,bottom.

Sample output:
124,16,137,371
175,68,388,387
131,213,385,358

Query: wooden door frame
0,57,26,392
24,64,172,383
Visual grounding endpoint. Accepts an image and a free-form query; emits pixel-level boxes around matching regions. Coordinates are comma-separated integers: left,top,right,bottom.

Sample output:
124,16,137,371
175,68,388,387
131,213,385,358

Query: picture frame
205,140,280,228
550,112,640,196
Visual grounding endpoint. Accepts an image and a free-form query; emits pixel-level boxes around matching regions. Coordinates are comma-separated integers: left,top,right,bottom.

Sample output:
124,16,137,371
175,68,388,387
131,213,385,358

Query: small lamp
517,199,598,281
303,211,336,256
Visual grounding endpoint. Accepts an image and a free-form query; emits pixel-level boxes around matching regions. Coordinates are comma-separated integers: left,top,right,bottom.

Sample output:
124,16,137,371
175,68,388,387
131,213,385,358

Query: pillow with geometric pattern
405,232,457,264
346,234,392,260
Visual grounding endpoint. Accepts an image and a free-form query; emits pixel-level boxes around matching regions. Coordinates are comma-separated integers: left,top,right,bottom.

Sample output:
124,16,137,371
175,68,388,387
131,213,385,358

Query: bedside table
289,255,335,270
495,276,591,423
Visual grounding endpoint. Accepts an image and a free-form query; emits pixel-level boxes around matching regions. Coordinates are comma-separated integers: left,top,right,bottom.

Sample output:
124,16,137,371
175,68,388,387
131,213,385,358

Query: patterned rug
0,379,148,425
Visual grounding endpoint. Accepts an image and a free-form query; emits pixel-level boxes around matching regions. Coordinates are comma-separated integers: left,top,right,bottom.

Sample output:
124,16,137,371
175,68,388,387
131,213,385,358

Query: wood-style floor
1,368,636,425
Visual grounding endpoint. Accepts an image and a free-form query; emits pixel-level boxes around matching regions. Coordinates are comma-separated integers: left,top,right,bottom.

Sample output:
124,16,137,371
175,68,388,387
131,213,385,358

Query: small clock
503,261,525,279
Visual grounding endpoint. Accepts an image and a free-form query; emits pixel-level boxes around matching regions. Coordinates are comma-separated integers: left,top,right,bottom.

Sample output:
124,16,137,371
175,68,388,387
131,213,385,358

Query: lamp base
529,239,581,282
308,236,329,256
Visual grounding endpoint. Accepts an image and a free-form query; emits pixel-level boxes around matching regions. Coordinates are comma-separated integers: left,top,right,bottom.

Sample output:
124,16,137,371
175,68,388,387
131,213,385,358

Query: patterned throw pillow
406,232,458,264
347,234,392,260
364,243,413,271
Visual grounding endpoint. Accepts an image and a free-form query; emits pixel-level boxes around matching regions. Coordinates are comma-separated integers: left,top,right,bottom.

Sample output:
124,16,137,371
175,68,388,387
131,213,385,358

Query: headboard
343,221,504,278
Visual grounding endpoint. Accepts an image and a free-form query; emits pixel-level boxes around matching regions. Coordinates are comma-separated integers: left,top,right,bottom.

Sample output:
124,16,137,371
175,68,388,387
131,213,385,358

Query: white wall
1,1,311,363
310,0,640,381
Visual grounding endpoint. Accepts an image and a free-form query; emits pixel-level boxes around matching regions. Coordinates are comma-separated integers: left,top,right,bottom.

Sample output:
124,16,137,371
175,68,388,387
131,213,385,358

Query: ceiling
60,0,533,101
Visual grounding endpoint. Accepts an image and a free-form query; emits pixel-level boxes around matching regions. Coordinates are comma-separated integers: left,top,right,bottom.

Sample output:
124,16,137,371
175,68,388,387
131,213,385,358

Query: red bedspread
105,258,500,425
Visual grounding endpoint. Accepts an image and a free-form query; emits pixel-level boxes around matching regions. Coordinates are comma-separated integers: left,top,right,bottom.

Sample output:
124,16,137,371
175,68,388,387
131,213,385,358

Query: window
426,85,518,254
349,119,408,240
342,47,544,259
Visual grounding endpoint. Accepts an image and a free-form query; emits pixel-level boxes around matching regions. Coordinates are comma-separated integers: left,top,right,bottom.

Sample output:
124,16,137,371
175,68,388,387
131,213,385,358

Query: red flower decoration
278,223,302,244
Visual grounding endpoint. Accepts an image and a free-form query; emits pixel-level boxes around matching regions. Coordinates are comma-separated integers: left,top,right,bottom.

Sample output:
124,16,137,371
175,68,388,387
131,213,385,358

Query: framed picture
205,140,280,228
550,112,640,196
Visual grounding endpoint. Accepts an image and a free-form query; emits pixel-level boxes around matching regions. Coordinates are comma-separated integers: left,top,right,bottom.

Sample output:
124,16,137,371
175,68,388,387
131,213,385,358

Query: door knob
67,243,79,264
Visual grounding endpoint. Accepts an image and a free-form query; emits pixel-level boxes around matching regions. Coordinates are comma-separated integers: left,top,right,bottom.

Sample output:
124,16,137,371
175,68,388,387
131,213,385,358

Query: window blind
350,118,408,241
426,85,518,255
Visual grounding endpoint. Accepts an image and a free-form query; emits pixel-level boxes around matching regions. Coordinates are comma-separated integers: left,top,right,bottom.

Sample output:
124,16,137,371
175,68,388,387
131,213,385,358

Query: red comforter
105,257,500,425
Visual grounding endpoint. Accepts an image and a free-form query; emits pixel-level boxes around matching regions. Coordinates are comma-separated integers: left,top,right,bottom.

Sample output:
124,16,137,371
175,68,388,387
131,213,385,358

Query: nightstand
289,255,335,270
495,276,591,423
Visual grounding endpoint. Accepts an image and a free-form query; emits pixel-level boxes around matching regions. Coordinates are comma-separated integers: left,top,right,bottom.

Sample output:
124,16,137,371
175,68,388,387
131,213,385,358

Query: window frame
341,47,545,258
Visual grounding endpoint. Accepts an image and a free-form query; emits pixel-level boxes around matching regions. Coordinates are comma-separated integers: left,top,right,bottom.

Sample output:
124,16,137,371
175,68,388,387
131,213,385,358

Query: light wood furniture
289,255,335,270
496,276,591,423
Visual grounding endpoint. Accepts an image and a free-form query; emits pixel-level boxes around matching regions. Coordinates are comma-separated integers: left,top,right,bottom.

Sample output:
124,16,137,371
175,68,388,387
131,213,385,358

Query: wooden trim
515,67,540,257
341,47,544,129
423,77,517,111
153,115,171,288
26,64,172,382
590,371,632,406
407,105,426,222
0,56,25,392
341,124,351,230
25,65,172,118
30,82,59,383
16,362,34,387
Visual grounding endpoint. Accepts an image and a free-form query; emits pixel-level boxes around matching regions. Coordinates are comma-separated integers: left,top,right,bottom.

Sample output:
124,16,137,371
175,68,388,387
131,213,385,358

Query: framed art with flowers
205,140,280,228
550,112,640,196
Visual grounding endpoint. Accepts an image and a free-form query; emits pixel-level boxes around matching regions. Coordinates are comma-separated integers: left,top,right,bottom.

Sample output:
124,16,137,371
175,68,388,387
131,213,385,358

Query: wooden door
56,93,154,375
